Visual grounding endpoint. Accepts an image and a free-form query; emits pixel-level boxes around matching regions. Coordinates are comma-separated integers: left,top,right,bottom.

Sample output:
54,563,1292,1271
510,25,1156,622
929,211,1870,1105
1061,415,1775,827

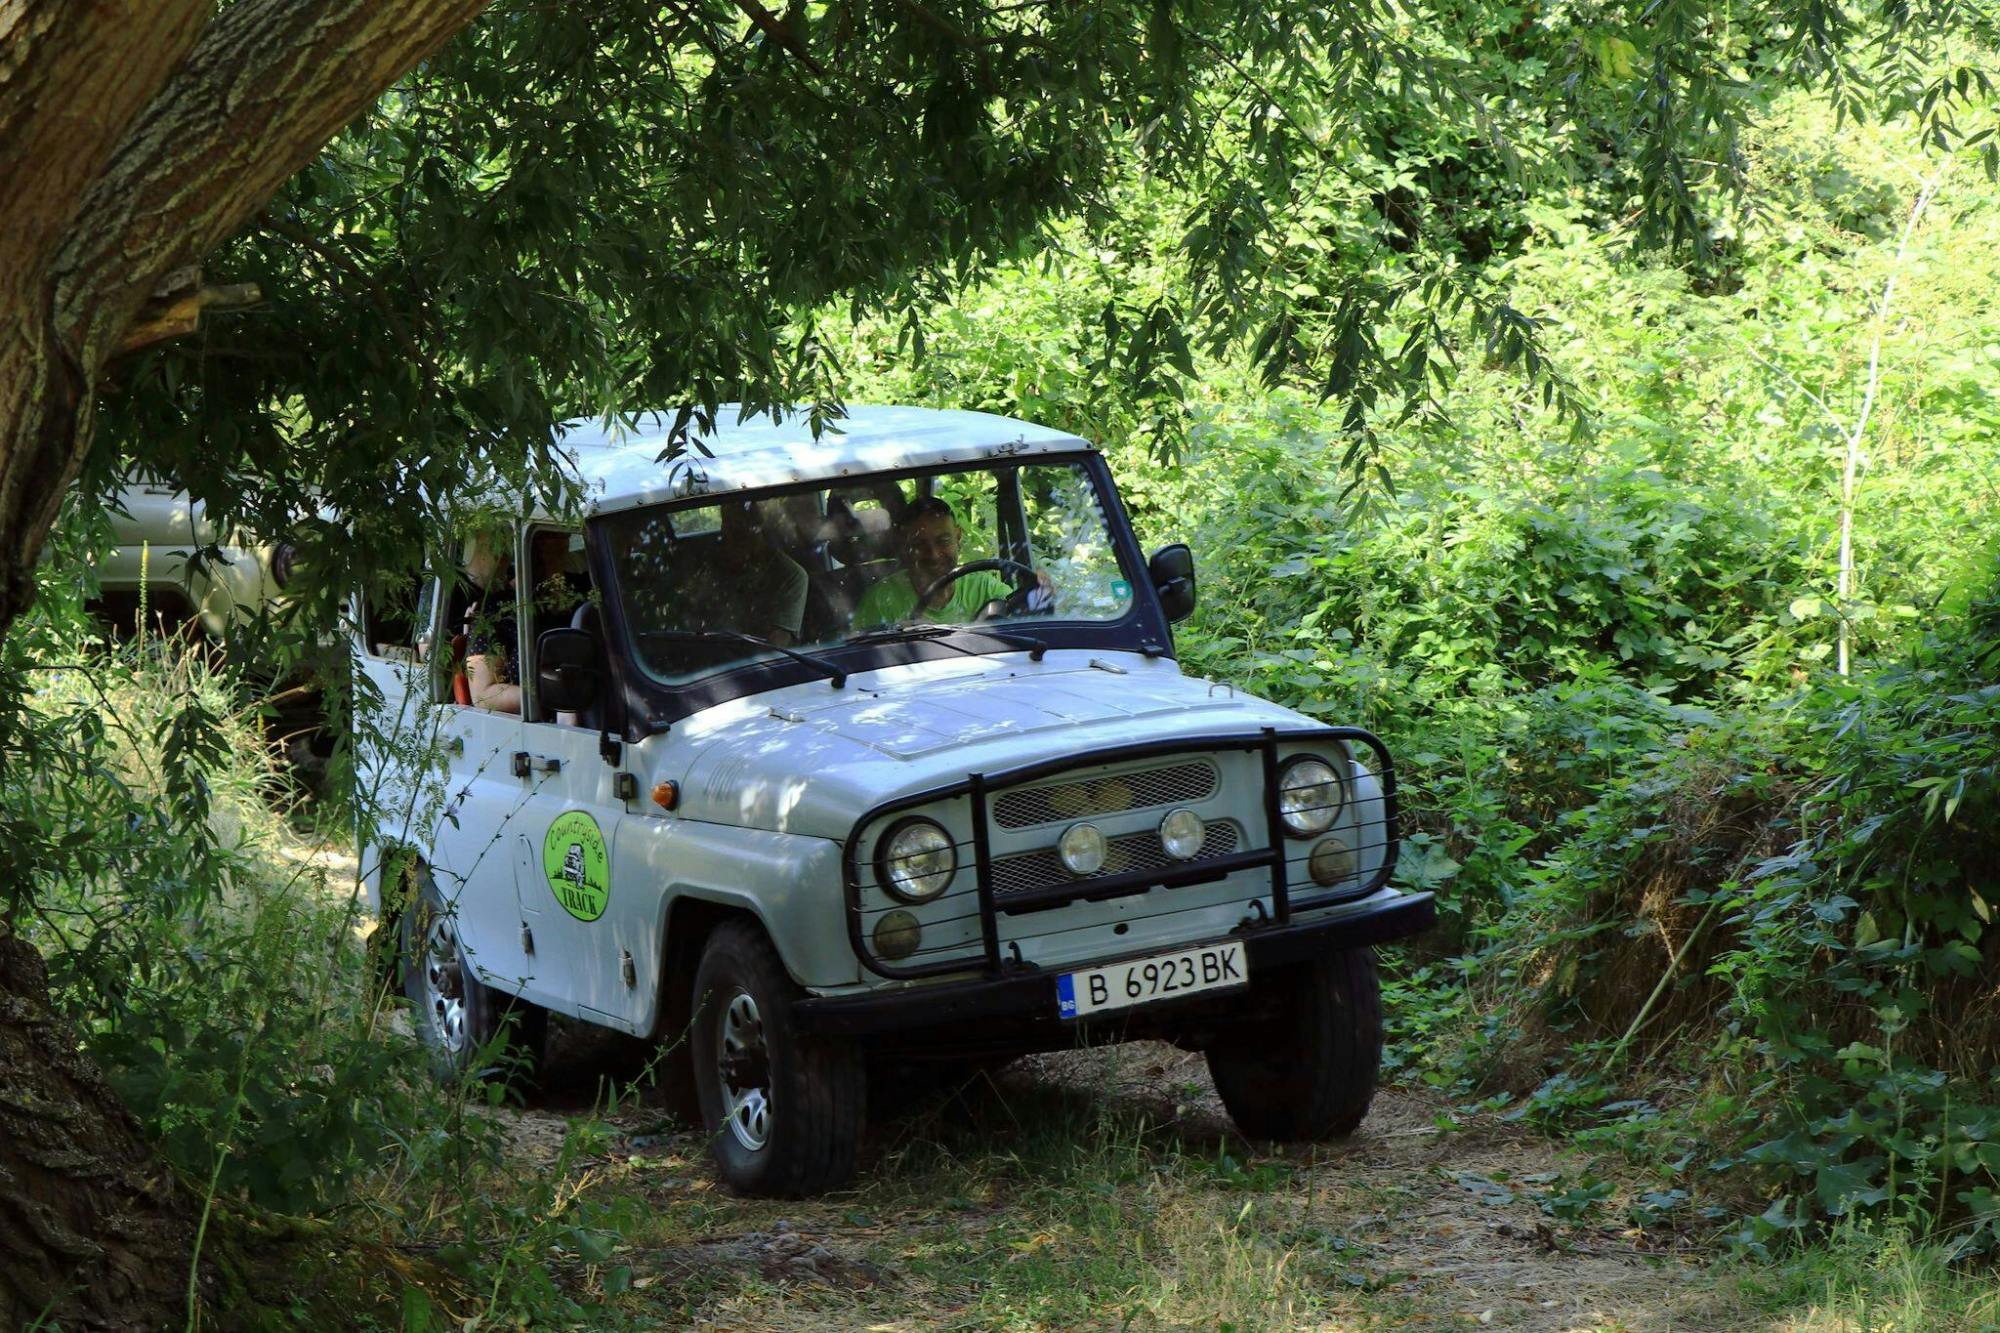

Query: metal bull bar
839,725,1401,981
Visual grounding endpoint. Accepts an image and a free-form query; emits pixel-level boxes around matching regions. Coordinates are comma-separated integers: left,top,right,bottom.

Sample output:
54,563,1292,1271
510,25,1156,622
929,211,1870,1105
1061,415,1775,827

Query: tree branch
0,1,211,290
53,0,494,372
0,0,495,631
732,0,826,74
115,279,263,357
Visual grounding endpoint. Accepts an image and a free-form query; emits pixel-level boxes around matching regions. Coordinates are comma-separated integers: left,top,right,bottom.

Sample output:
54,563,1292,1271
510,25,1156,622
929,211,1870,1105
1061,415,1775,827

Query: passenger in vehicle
853,496,1040,627
763,492,828,555
528,528,587,642
461,533,521,714
681,498,808,645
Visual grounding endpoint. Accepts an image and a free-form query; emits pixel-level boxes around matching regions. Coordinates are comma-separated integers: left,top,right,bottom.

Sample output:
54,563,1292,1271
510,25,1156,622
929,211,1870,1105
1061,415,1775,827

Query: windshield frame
589,449,1175,731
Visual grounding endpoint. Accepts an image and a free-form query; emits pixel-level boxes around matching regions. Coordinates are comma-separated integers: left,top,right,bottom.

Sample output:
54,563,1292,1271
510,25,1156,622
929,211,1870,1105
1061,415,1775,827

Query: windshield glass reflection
604,459,1137,684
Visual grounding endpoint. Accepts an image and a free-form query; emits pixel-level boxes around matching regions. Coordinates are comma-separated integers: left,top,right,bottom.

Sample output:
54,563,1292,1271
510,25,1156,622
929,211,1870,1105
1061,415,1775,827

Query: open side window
355,572,432,666
520,525,597,726
438,520,529,715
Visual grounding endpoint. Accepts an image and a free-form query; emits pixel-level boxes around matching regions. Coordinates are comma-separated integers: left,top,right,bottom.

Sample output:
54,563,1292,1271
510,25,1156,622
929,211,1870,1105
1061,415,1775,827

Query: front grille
991,760,1218,829
990,820,1241,899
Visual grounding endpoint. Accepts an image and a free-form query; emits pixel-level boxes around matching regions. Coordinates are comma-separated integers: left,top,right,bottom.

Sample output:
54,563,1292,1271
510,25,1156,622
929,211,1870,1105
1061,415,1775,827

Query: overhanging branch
53,0,494,373
114,270,263,357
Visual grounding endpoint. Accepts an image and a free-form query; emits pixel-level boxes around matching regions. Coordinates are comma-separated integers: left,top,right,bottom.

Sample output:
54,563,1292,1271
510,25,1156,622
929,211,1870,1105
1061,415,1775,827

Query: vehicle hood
108,484,213,547
656,651,1313,838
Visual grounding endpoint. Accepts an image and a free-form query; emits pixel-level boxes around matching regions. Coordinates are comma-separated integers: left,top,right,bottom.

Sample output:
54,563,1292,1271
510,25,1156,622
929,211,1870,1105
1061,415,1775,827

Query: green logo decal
542,810,610,921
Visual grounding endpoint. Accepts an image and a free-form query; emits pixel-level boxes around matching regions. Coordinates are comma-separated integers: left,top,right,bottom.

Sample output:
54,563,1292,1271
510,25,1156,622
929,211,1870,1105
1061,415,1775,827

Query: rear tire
1207,946,1381,1140
400,870,545,1082
690,921,865,1196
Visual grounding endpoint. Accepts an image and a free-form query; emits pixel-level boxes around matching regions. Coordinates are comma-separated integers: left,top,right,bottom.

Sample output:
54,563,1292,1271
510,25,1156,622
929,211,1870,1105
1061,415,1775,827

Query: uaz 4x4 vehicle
356,407,1433,1195
95,477,298,637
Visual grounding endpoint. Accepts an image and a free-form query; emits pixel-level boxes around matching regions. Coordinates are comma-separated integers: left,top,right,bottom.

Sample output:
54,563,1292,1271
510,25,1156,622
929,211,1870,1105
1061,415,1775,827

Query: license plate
1056,941,1247,1019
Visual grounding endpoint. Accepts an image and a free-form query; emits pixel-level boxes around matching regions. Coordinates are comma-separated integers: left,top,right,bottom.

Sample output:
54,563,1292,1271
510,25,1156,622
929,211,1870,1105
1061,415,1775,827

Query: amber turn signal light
651,779,679,811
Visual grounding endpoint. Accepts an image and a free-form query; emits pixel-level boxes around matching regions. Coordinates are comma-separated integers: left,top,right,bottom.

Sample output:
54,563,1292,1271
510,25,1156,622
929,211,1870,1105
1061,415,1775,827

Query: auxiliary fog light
1308,836,1357,888
1158,807,1205,861
874,909,922,961
1058,822,1107,876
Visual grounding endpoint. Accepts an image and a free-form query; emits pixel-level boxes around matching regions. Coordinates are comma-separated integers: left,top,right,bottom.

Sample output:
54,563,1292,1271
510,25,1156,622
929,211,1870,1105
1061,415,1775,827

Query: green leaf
1815,1159,1889,1216
574,1228,617,1264
400,1286,435,1333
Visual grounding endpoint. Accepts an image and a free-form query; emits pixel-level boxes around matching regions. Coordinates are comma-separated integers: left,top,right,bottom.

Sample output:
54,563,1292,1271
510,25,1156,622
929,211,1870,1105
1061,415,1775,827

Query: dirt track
498,1038,1744,1330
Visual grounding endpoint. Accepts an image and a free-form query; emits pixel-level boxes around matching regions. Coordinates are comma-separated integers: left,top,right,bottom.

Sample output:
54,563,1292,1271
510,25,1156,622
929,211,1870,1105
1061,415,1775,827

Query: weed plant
834,83,2000,1260
3,562,625,1326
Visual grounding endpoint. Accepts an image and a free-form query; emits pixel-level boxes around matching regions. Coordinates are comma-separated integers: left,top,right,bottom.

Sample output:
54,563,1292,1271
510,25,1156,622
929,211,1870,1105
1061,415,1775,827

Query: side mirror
1148,543,1197,624
536,627,600,714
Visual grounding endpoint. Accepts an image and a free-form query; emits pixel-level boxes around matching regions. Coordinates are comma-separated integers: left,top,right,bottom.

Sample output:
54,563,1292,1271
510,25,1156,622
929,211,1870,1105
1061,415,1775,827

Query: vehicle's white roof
563,405,1094,514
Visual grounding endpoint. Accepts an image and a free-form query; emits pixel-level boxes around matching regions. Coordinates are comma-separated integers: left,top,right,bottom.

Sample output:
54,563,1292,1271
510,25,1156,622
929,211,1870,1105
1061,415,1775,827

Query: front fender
615,816,861,997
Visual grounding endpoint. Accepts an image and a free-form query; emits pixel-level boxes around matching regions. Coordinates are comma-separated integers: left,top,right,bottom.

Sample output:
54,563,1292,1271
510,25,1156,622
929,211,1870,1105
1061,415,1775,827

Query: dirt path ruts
496,1039,1743,1330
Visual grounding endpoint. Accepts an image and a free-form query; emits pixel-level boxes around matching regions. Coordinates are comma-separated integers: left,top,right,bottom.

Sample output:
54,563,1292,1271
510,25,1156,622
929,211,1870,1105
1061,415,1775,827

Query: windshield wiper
640,628,848,688
850,622,1047,662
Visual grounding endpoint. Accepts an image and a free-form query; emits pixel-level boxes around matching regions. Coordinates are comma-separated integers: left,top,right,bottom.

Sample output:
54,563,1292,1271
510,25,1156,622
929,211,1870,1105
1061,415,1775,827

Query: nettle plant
1718,590,2000,1255
1483,578,2000,1253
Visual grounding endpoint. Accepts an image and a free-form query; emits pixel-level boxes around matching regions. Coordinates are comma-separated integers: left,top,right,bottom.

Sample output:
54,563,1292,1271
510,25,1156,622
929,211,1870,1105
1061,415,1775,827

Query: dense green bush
832,79,2000,1253
3,529,625,1322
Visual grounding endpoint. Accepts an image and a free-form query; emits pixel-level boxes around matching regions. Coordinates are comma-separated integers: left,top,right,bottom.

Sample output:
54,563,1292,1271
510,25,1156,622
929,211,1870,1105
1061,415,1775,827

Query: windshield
603,458,1138,685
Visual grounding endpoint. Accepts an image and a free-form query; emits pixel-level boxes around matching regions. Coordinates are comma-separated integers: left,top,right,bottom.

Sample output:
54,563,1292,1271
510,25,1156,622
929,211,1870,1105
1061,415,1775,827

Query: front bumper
844,724,1404,982
795,888,1433,1047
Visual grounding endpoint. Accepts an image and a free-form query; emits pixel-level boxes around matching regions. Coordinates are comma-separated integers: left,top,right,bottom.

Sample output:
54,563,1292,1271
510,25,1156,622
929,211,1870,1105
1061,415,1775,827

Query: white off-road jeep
95,478,298,637
355,406,1432,1196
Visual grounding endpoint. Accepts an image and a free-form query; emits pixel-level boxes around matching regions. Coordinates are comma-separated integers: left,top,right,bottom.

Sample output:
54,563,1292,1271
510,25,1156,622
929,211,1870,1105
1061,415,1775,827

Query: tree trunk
0,932,200,1328
0,2,491,1322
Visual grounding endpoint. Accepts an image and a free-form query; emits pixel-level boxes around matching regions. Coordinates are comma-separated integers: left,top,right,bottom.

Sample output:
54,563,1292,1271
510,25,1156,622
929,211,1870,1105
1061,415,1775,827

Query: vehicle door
352,566,444,892
423,522,535,992
508,524,633,1022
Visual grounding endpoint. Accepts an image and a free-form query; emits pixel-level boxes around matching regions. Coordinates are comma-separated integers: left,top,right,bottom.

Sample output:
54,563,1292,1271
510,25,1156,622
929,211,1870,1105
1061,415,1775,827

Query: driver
853,496,1022,628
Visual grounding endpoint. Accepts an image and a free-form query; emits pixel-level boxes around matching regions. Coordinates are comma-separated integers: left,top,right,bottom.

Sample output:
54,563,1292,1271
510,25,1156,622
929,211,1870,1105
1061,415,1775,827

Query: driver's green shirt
853,568,1012,628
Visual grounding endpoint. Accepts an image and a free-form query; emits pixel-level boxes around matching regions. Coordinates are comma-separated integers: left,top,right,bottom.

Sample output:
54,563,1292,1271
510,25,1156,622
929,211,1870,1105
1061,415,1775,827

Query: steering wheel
911,557,1053,621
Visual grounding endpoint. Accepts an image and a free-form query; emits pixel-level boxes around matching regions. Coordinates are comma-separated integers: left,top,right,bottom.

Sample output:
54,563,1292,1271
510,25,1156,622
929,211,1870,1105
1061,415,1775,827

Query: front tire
690,921,865,1196
1207,947,1381,1140
399,871,545,1081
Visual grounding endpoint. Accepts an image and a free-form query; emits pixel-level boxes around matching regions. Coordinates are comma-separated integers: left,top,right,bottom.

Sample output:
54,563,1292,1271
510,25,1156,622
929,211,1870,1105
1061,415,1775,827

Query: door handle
513,751,561,776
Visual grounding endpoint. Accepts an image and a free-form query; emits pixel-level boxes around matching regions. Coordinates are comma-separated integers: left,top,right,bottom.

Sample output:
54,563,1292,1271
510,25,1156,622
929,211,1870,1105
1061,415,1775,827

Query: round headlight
269,542,297,588
1159,808,1205,861
1058,822,1107,876
877,819,956,902
1278,757,1345,837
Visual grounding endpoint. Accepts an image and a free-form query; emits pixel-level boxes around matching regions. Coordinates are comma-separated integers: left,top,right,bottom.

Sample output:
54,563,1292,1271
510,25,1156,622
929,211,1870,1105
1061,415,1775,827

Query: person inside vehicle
680,498,809,646
462,532,521,714
527,528,587,642
853,495,1047,628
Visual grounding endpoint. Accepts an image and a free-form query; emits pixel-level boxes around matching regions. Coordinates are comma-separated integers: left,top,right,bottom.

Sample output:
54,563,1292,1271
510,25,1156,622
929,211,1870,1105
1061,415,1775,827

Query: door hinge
620,950,636,989
521,924,535,955
613,772,638,802
511,750,530,778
